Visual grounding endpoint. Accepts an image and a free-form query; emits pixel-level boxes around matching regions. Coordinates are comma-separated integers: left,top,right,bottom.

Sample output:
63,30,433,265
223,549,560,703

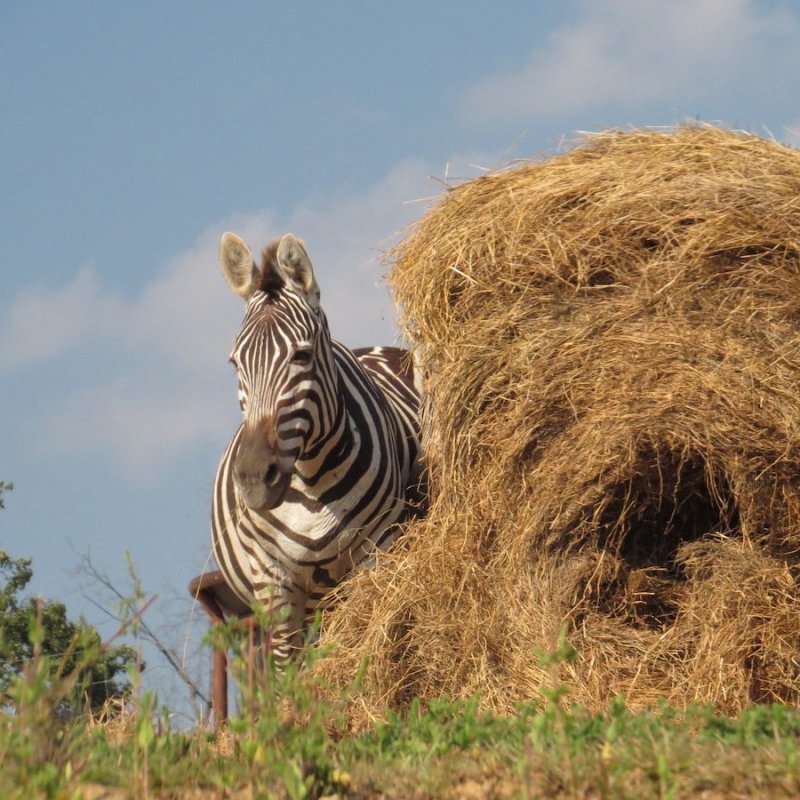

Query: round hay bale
317,125,800,723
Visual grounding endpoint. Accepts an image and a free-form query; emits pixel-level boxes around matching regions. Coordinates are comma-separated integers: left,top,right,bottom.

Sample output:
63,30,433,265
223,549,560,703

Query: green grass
5,654,800,799
4,616,800,799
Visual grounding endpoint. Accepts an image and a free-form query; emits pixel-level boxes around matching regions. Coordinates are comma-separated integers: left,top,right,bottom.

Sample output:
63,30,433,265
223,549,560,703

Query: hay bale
318,125,800,723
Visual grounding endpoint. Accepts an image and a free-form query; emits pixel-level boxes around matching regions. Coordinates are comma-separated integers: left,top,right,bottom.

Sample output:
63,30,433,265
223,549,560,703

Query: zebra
211,231,424,661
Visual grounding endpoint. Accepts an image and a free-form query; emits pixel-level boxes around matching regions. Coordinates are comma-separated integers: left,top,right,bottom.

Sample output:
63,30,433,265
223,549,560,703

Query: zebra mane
257,239,287,298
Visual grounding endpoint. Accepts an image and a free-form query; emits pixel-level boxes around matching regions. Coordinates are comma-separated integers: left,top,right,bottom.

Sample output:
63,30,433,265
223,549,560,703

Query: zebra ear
276,234,321,309
219,232,260,299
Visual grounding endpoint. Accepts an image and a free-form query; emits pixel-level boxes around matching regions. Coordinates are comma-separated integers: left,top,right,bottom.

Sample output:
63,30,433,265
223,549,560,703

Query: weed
6,572,800,798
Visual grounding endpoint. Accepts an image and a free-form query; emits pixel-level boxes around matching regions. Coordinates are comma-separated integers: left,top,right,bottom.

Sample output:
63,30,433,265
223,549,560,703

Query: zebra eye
292,348,313,366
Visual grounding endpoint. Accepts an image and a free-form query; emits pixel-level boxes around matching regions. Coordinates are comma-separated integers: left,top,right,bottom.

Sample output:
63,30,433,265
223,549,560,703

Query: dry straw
317,125,800,725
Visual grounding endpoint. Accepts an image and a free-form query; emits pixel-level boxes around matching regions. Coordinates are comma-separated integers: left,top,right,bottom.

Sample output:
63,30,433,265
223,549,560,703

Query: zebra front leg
252,584,307,666
238,587,306,712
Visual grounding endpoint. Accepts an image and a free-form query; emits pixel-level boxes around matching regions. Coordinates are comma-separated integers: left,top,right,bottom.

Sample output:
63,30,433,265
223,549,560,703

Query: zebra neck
296,398,355,477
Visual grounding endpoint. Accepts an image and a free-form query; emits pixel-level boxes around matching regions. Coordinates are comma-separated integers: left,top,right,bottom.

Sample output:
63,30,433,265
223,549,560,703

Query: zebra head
219,232,335,512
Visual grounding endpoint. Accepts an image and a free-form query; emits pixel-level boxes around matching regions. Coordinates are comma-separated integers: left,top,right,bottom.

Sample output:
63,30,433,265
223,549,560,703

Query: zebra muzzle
233,437,293,511
235,465,291,512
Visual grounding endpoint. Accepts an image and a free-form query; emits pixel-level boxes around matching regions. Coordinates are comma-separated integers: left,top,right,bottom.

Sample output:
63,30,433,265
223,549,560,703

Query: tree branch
77,552,209,709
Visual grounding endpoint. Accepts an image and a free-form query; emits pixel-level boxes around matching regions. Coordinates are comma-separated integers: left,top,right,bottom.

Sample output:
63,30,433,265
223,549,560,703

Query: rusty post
210,615,228,726
189,572,244,729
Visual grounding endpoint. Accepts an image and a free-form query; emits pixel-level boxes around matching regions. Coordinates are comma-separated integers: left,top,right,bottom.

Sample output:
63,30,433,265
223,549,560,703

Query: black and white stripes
211,232,423,659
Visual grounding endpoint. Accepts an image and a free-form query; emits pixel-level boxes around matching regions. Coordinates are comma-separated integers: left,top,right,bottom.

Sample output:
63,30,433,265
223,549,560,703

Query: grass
7,692,800,799
4,619,800,800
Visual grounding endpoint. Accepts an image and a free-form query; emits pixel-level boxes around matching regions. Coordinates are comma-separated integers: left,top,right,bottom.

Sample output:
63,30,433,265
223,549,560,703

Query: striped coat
211,232,423,658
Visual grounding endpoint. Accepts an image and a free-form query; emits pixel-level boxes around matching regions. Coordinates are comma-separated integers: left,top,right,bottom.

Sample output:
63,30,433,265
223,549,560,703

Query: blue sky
3,0,800,709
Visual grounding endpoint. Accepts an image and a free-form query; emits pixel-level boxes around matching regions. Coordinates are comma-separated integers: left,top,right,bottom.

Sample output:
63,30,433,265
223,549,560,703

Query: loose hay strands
317,125,800,727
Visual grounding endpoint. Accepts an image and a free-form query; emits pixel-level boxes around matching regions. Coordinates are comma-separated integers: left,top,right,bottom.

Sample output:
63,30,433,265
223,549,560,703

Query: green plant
0,480,12,508
0,549,136,712
0,602,103,797
212,608,354,799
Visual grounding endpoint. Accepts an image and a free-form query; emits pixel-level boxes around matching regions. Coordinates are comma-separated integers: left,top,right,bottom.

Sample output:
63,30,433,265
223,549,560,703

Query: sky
3,0,800,713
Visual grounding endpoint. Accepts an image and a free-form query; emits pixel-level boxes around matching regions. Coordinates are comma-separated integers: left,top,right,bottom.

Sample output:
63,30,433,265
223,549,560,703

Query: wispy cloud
283,157,435,345
35,376,234,474
461,0,800,126
0,269,127,372
2,158,441,477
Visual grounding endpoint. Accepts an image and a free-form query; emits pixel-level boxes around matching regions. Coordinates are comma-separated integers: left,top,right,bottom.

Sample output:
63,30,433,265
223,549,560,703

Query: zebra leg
252,584,307,665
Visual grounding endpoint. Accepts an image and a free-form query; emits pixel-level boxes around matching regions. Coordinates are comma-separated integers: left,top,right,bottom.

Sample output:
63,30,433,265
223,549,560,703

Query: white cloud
35,375,234,476
282,157,434,346
0,268,127,371
461,0,800,126
126,219,264,372
2,158,445,476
